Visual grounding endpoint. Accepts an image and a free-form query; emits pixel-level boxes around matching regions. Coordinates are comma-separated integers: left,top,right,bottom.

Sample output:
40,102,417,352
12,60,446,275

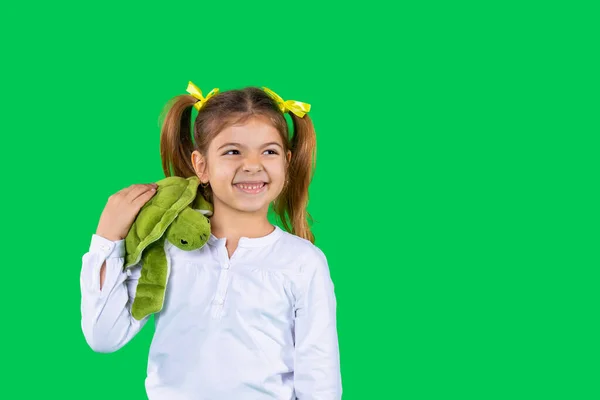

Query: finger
115,184,139,197
126,184,157,203
131,186,157,207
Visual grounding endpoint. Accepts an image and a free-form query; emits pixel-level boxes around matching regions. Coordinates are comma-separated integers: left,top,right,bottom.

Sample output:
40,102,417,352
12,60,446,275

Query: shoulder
276,229,330,273
275,231,338,305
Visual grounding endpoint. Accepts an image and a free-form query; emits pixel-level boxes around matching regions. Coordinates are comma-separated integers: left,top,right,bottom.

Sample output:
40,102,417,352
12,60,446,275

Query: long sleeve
80,234,150,353
293,249,343,400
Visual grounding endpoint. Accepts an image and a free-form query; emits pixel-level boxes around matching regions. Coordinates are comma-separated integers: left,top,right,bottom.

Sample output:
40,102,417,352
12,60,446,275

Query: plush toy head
123,175,213,320
166,207,211,251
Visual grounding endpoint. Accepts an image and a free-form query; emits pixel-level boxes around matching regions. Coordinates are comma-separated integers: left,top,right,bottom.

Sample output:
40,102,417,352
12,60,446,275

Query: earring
200,181,209,188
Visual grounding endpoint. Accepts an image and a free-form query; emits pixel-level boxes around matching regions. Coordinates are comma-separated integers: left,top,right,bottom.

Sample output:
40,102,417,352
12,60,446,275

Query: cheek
267,161,287,180
209,164,234,187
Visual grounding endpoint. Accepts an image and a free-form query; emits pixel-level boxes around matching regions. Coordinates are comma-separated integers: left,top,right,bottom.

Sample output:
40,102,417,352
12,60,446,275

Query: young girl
80,82,342,399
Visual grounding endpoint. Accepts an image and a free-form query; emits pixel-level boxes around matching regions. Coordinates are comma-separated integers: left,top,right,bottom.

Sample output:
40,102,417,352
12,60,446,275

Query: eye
223,149,240,155
264,149,279,155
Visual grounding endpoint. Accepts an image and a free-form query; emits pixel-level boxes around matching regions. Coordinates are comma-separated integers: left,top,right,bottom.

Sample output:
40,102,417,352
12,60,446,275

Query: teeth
237,183,264,190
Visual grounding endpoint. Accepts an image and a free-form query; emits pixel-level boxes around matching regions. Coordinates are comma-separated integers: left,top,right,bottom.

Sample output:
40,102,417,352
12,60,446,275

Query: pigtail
273,113,317,243
158,95,198,178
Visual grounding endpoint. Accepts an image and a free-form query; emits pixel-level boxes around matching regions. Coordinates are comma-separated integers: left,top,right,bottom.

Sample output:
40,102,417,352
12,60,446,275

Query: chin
232,199,272,214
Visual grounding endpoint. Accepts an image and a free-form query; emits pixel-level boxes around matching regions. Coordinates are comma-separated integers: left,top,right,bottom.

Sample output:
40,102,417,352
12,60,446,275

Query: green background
1,1,597,398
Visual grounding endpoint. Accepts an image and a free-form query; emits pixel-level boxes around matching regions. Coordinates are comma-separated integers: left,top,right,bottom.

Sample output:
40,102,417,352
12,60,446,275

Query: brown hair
158,86,317,243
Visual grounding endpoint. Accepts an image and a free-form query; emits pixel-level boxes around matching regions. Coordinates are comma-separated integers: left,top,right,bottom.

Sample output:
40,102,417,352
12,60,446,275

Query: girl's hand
95,183,158,241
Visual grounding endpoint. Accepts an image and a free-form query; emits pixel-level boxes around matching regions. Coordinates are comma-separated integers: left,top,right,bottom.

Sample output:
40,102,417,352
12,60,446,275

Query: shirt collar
207,225,283,248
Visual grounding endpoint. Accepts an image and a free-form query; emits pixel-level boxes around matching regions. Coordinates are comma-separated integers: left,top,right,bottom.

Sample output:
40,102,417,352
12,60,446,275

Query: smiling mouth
233,182,268,194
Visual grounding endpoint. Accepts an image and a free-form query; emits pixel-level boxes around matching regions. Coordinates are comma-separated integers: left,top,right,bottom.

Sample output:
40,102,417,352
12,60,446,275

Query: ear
191,150,209,183
286,150,292,164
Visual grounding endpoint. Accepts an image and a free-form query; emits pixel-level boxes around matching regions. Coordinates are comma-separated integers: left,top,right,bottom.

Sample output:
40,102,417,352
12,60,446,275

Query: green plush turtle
124,175,213,320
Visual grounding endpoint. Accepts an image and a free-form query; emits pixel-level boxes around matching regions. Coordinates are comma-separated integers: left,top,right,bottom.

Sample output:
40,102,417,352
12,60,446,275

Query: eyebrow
217,142,283,150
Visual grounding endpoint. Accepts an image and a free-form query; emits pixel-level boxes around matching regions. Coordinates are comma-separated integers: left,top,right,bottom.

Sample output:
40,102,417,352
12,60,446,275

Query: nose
242,153,263,173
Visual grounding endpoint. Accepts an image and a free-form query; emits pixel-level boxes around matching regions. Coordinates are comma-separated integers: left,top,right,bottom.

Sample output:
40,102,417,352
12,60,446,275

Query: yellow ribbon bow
262,87,311,118
186,81,219,111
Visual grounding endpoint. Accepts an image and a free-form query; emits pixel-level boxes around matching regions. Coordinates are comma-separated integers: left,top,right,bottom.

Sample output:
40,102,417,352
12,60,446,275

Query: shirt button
100,245,110,252
214,298,224,305
223,262,230,270
126,269,132,277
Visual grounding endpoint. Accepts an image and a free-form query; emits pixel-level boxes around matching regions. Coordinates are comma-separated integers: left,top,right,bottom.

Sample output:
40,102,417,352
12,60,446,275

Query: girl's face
192,116,291,216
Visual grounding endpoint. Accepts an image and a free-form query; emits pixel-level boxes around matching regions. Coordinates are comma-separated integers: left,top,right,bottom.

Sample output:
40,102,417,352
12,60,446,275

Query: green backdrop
1,1,597,399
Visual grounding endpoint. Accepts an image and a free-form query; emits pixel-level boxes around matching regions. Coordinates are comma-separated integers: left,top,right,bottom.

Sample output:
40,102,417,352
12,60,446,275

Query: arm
80,234,150,353
293,249,343,399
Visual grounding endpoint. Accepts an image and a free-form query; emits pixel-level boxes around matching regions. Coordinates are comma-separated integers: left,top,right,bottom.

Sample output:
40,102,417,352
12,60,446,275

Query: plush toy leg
131,237,169,320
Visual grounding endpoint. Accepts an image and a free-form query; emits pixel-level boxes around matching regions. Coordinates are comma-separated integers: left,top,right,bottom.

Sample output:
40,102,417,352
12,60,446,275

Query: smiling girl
80,82,342,399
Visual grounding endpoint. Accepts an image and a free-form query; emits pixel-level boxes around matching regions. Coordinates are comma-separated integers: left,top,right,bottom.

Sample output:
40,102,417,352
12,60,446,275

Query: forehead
212,117,283,147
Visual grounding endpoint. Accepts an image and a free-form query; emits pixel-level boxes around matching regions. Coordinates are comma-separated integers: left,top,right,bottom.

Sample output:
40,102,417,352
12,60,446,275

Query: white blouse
80,225,342,400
